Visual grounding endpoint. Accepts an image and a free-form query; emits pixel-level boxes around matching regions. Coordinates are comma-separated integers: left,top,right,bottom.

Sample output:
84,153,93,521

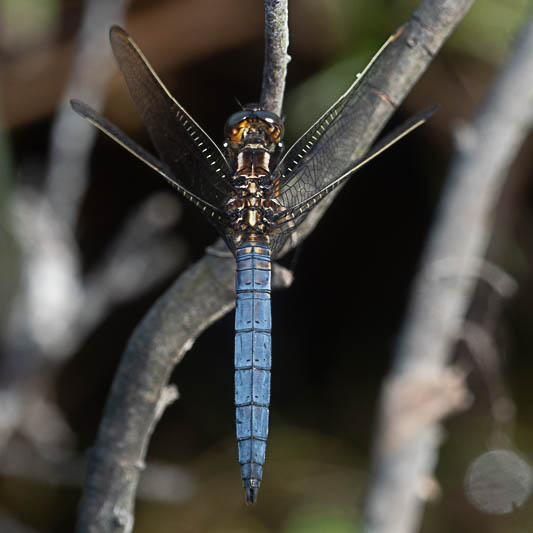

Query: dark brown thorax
223,105,285,244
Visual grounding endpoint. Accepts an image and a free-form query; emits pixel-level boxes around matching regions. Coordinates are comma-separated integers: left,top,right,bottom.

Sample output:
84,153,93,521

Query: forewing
272,33,395,210
109,25,232,210
269,106,436,257
70,99,228,230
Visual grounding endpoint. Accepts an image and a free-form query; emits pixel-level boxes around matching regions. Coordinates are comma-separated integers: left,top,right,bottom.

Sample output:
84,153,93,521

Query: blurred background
1,0,532,531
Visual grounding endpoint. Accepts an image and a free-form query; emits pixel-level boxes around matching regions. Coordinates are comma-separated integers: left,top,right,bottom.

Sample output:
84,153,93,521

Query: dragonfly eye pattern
71,24,435,504
224,105,284,152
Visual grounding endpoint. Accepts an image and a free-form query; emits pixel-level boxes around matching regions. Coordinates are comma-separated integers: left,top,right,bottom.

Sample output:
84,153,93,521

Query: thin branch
461,322,516,433
75,0,476,530
364,7,533,533
260,0,289,115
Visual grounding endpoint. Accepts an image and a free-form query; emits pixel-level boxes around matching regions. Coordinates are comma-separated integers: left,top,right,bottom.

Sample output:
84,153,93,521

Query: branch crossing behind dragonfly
71,25,435,504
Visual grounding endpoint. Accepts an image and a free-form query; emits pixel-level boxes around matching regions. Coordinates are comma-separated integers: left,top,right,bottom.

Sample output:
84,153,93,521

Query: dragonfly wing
71,99,227,224
269,106,436,257
109,25,232,210
280,106,436,220
271,34,396,209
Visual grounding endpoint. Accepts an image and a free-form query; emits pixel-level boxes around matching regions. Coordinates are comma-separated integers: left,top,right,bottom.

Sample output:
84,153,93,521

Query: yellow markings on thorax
246,209,258,227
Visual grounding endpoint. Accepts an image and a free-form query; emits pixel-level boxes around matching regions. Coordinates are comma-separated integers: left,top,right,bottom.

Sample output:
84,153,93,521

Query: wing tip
109,24,129,44
425,104,439,120
70,98,89,118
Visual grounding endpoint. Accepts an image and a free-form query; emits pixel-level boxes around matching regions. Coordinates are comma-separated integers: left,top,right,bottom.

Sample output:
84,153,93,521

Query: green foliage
3,0,60,47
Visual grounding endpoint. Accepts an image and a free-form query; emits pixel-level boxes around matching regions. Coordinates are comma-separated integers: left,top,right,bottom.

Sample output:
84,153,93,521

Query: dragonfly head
224,104,284,152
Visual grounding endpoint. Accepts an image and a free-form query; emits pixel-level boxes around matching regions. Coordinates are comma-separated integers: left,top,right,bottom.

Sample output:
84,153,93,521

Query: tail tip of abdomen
244,480,260,505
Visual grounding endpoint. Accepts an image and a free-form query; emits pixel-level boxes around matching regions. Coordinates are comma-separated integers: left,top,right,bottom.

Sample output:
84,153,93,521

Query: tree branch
260,0,289,115
364,7,533,533
75,253,234,533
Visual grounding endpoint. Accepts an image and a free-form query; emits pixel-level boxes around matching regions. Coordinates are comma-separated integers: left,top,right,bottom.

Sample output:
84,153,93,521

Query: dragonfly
71,25,435,504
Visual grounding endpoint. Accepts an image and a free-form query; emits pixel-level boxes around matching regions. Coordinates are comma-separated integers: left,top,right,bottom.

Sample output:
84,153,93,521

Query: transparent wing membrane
269,106,436,257
272,34,395,205
72,26,435,259
70,99,227,222
109,25,232,211
283,106,436,219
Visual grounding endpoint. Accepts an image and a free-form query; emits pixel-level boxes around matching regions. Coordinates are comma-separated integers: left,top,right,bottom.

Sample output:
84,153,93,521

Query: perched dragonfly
71,25,434,504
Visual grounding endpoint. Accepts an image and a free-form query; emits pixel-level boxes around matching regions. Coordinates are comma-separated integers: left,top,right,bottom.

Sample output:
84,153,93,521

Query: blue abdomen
234,241,272,504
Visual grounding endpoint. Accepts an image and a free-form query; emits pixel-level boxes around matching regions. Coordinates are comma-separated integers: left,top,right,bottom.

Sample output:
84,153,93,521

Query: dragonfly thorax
223,109,285,240
224,121,286,241
225,144,284,239
226,195,283,240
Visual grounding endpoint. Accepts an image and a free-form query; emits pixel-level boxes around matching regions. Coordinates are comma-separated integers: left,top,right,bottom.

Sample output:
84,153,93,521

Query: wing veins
274,33,395,182
275,106,436,221
70,99,225,219
110,26,230,179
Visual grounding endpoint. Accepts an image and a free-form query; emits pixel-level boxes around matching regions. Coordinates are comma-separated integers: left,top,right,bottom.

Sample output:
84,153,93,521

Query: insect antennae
234,96,244,110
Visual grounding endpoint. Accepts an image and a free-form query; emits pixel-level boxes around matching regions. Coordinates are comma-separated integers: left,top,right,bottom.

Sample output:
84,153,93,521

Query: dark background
1,0,532,531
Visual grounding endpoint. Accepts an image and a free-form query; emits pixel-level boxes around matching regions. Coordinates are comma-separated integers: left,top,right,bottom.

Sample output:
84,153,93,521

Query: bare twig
461,322,516,434
75,1,476,531
260,0,290,115
75,252,234,533
364,7,533,533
